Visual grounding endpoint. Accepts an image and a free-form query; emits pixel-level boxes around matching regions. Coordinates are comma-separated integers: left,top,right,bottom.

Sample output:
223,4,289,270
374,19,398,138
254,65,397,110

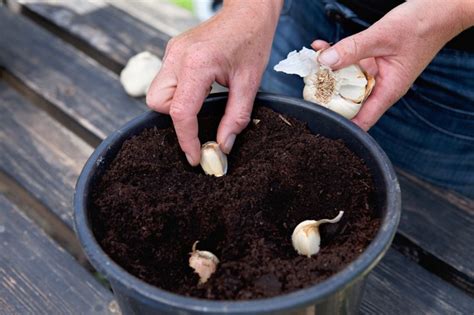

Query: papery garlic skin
189,242,219,284
292,211,344,257
200,141,228,177
274,47,375,119
120,51,162,97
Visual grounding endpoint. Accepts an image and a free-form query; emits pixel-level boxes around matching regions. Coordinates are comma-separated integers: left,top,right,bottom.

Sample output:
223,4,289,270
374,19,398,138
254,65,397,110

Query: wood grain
105,0,199,36
0,8,147,140
0,195,118,315
362,249,474,314
8,0,169,68
397,172,474,290
0,81,92,228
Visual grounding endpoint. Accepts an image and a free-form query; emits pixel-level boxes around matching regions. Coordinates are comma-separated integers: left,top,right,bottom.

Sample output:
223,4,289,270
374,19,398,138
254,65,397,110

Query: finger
146,66,177,114
169,74,214,166
351,75,401,131
359,57,378,76
216,74,258,154
318,27,393,70
311,39,331,51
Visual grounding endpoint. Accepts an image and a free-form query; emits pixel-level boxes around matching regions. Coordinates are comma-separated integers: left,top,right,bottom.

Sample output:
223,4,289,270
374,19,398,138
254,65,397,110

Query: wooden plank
12,0,199,38
0,81,93,228
105,0,199,36
362,249,474,315
0,8,146,140
0,195,119,315
8,0,169,67
6,0,226,93
396,172,474,292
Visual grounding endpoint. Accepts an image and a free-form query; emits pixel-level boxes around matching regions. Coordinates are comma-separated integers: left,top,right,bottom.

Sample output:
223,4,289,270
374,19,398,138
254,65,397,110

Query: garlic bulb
200,141,228,177
120,51,162,97
274,47,375,119
189,241,219,284
292,211,344,257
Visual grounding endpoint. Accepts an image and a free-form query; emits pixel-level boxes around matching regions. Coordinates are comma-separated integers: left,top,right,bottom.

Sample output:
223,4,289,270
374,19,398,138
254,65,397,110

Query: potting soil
91,106,380,300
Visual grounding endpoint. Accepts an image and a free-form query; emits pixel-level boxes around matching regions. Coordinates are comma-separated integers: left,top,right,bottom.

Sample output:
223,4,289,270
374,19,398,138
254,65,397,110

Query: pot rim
74,92,401,314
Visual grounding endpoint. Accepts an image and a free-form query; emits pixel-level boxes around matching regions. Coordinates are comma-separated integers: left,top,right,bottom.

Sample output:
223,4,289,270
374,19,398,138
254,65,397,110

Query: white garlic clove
339,84,367,103
200,141,228,177
336,65,368,87
326,96,362,120
292,211,344,257
189,241,219,284
120,51,162,97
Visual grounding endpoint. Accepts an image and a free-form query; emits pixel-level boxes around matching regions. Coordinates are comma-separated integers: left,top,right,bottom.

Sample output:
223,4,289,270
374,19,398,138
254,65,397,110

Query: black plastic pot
74,92,401,315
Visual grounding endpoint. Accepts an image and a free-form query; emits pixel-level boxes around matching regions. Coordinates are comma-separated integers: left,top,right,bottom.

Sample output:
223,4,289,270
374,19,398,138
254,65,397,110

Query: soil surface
91,106,380,300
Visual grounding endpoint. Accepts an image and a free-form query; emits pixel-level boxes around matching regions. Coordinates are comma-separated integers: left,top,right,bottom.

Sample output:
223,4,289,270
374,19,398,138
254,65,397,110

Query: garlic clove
200,141,228,177
189,241,219,284
120,51,162,97
327,96,362,119
292,211,344,257
336,65,367,87
338,84,367,104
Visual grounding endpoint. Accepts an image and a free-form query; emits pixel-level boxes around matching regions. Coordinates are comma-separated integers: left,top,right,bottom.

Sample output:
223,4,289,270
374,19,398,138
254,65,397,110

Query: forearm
408,0,474,44
459,0,474,29
223,0,284,26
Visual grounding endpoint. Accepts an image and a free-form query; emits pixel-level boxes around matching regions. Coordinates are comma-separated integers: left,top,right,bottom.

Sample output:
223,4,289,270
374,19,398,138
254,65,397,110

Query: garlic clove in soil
200,141,228,177
274,47,375,119
189,241,219,284
120,51,162,97
292,211,344,257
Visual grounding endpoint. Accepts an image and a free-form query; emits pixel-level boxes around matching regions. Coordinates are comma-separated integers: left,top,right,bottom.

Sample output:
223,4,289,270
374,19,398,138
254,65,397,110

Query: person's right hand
146,1,283,166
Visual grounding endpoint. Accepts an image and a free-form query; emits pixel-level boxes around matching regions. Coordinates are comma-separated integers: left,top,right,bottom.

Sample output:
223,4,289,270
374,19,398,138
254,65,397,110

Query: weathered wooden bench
0,1,473,314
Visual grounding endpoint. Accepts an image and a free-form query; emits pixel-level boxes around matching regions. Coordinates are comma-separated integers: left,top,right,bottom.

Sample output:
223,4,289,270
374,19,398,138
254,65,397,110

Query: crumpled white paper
273,47,319,77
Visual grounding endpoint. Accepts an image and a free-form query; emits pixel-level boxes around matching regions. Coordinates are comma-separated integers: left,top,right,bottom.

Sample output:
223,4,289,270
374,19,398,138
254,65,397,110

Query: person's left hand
311,0,473,131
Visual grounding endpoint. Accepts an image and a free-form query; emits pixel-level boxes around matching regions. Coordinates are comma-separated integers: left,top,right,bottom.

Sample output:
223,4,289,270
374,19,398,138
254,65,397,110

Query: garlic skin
120,51,162,97
189,242,219,284
200,141,228,177
292,211,344,257
274,47,375,119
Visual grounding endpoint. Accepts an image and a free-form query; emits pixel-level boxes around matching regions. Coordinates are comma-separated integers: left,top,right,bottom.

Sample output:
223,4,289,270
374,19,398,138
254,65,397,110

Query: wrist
459,0,474,29
408,0,471,45
223,0,283,25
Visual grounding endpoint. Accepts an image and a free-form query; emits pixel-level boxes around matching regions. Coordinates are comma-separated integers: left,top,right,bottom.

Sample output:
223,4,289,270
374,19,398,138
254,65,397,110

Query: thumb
217,75,258,154
318,28,390,69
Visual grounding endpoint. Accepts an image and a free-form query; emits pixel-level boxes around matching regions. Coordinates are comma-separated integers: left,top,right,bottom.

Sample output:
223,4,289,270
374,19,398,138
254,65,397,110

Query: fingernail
222,134,236,154
185,153,195,166
319,48,339,66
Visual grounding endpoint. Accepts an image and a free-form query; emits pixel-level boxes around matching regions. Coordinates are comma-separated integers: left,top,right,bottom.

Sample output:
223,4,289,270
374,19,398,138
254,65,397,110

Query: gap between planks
0,69,101,147
6,1,124,74
0,170,89,266
392,234,474,297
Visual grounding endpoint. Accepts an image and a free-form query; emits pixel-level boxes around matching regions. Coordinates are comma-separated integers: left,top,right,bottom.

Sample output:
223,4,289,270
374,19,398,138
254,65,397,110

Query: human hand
312,0,473,131
146,0,283,165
